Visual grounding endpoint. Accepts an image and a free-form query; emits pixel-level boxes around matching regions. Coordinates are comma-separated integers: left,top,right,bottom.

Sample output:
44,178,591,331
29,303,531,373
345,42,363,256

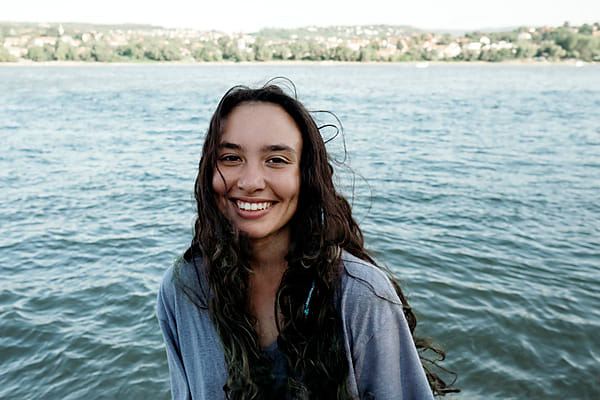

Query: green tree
400,46,422,61
591,36,600,61
54,40,73,61
217,36,234,59
437,34,453,45
26,46,46,61
119,42,144,60
26,44,54,61
578,24,593,35
329,45,358,61
497,31,518,42
252,37,272,61
288,41,309,60
77,47,93,61
143,41,163,61
91,42,115,62
161,42,182,61
421,47,439,61
220,42,242,61
479,48,512,62
553,28,578,55
0,46,16,62
457,48,479,61
43,43,55,60
271,43,291,60
44,26,60,37
67,46,80,61
217,36,229,49
515,41,538,58
307,41,326,60
358,46,376,61
573,36,598,61
465,31,483,40
537,41,567,60
390,52,411,62
192,44,222,62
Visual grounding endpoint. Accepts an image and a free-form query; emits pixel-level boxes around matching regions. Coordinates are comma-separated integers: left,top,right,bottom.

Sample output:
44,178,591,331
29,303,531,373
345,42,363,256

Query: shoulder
339,251,399,303
338,253,434,399
337,251,407,357
159,255,198,294
157,254,209,318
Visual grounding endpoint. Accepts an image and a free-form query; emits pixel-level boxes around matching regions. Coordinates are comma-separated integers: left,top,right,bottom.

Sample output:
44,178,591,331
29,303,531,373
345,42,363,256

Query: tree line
1,22,599,63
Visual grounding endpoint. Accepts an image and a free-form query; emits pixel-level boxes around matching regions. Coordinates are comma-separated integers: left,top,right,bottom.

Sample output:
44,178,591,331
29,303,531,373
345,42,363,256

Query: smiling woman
212,102,302,243
156,80,457,399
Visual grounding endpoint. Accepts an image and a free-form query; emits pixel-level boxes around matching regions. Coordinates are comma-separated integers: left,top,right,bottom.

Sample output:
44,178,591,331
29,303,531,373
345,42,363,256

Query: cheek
212,170,225,195
285,170,302,203
211,170,229,212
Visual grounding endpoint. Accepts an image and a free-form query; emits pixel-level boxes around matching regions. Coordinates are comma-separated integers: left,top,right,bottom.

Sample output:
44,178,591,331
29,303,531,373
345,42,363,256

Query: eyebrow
218,142,242,150
218,142,297,155
262,144,297,155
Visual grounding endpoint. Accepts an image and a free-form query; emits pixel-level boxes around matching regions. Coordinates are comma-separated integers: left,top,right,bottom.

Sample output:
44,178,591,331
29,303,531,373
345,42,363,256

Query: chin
237,224,290,242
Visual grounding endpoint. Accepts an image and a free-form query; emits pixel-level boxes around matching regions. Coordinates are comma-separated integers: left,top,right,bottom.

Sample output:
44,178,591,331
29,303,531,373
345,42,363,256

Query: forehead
220,102,302,149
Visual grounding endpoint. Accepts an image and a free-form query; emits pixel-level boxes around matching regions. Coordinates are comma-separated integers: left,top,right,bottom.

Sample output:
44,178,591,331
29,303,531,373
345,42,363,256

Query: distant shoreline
0,59,596,67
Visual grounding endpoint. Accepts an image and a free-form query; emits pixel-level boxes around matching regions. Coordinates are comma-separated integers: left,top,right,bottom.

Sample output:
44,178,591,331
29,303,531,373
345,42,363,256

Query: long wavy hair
179,80,457,398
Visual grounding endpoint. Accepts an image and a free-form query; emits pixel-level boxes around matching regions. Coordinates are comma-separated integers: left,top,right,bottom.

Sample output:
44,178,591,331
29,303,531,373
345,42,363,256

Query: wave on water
1,64,599,399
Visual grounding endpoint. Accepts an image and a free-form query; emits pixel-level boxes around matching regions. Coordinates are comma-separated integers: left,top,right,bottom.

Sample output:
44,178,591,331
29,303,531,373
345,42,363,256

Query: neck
248,228,291,274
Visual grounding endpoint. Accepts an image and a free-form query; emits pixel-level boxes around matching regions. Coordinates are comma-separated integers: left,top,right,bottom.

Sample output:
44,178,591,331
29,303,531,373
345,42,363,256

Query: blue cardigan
156,251,434,399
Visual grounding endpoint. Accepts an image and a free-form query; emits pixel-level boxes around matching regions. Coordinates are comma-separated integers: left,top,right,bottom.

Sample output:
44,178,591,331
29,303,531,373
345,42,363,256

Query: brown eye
267,157,288,164
220,155,241,163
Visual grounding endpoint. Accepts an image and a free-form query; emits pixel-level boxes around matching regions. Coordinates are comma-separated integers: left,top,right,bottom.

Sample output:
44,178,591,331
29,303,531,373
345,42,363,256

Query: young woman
157,81,455,399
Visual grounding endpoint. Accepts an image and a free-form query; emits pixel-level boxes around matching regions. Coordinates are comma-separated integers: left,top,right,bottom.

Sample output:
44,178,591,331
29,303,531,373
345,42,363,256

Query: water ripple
1,64,599,399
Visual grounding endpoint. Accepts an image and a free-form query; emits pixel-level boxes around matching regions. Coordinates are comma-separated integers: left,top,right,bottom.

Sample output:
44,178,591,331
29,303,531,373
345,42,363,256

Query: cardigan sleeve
352,305,434,400
157,266,192,400
340,254,434,400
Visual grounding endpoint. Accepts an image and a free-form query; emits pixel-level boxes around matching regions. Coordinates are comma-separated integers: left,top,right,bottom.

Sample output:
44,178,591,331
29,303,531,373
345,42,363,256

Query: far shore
0,59,596,67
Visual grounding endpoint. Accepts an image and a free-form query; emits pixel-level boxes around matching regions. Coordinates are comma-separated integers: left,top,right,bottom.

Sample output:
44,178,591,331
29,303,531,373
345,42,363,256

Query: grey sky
3,0,599,32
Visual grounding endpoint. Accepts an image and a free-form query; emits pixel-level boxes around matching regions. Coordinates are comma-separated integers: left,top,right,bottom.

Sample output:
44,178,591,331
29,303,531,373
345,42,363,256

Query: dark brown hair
180,80,457,398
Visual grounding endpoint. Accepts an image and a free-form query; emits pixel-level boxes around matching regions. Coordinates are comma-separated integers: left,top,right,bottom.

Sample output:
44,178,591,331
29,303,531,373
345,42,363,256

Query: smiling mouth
234,200,274,211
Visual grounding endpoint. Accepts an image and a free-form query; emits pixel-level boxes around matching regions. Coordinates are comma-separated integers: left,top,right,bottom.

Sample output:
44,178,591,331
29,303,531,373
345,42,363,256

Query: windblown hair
180,80,457,399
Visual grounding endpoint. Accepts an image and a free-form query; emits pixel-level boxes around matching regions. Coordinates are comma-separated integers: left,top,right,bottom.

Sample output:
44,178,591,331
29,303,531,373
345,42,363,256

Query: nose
236,162,265,193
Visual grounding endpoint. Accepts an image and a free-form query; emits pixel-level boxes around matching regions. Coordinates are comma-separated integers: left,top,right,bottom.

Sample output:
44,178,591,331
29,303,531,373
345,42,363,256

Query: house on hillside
33,36,57,47
435,42,461,58
518,32,532,40
346,39,370,51
3,37,28,58
464,41,482,51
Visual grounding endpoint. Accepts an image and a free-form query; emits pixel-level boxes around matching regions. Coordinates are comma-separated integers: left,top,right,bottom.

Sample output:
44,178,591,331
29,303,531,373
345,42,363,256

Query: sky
3,0,599,33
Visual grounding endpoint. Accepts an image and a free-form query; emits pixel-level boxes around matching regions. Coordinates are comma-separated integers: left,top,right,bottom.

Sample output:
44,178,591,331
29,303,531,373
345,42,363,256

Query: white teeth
236,201,272,211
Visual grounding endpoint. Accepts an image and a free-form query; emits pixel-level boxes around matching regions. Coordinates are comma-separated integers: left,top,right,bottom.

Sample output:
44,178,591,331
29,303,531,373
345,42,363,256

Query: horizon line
2,19,597,35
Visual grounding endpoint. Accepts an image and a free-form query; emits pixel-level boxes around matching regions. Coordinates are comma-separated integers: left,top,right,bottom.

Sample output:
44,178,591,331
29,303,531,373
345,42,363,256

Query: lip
229,197,276,220
232,196,274,203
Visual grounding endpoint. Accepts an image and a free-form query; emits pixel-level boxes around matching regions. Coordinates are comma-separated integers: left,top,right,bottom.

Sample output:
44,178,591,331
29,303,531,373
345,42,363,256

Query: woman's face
212,102,302,243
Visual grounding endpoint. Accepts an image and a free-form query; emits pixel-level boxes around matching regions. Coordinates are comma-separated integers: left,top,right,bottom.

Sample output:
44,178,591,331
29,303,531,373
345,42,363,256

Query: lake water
1,63,599,399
